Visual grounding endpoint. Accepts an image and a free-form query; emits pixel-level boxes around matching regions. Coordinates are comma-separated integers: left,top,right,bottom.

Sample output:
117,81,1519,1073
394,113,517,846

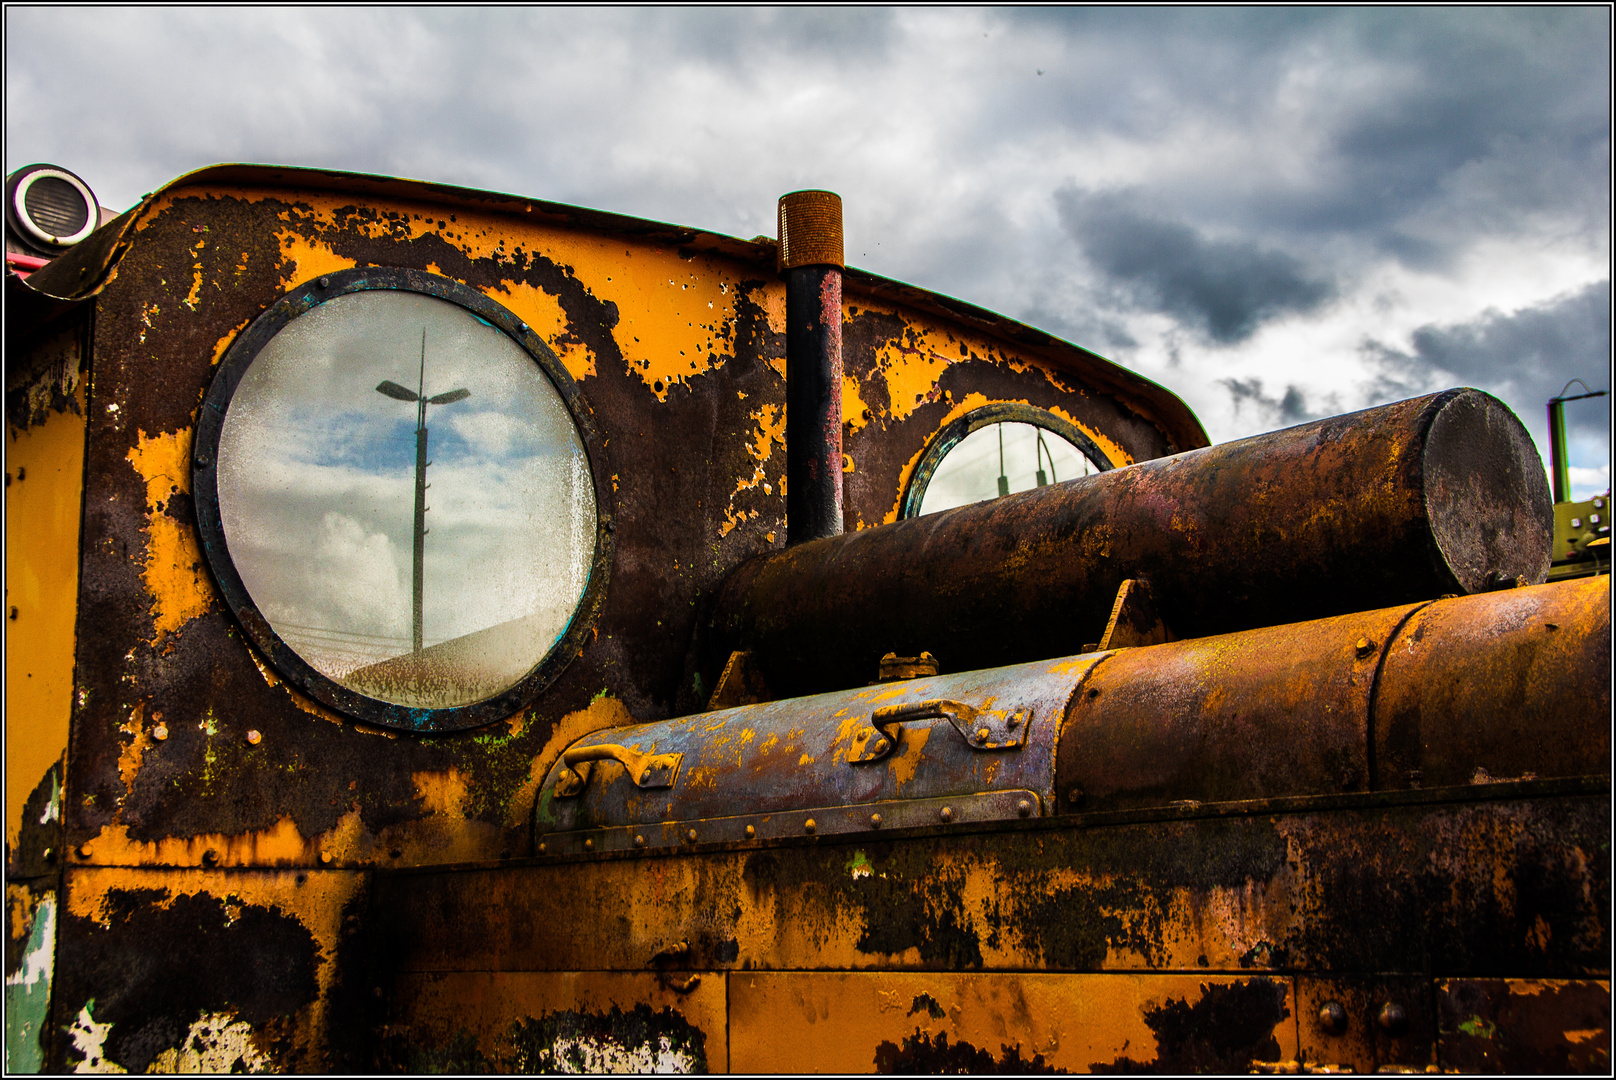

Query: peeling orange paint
506,693,638,829
484,281,596,381
885,725,931,788
273,229,359,289
5,377,85,855
115,702,151,800
842,373,871,433
126,427,212,645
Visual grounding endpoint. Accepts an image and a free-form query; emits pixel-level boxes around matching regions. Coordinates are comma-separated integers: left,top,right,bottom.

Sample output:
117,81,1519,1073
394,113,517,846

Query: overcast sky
8,6,1611,496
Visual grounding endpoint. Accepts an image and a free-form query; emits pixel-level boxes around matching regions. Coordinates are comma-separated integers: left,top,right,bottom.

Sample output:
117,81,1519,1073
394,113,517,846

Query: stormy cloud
1058,190,1336,344
6,6,1609,493
1365,281,1612,489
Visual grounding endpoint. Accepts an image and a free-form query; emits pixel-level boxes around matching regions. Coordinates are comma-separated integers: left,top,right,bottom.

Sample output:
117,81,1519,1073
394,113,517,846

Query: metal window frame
191,266,615,733
899,402,1115,519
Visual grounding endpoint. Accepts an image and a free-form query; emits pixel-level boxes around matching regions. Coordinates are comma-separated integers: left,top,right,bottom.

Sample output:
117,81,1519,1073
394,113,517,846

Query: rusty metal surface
381,789,1609,980
1374,575,1611,790
1436,979,1610,1073
710,389,1553,701
1057,579,1607,814
532,655,1094,846
1056,605,1405,812
729,971,1296,1073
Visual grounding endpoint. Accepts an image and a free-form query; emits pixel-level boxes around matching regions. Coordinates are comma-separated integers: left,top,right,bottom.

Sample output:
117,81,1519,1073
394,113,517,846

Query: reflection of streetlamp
377,329,470,654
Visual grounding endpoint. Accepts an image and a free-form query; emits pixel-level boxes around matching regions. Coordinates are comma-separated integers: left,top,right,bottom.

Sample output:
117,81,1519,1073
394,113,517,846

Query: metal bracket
554,743,683,797
848,698,1028,764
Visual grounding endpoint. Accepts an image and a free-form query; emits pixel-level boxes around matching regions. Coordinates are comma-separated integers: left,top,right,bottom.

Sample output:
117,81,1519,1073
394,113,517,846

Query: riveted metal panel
533,654,1095,847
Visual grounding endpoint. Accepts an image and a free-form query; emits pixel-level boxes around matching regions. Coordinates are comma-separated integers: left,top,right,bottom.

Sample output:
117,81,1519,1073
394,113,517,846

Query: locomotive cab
5,164,1608,1074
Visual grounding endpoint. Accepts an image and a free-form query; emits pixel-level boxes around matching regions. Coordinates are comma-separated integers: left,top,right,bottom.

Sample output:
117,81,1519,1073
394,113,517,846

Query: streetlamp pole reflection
376,329,470,654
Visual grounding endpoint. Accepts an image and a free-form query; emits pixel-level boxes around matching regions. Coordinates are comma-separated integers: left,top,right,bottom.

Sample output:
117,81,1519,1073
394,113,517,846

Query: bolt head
1017,799,1032,817
686,828,698,843
246,729,262,745
152,724,168,741
537,842,547,854
1318,1000,1347,1035
319,852,333,865
77,844,93,859
319,276,330,288
804,818,816,833
976,727,990,743
744,825,757,839
1377,1001,1408,1035
583,838,593,851
869,813,882,828
872,737,888,754
940,806,953,822
634,835,646,847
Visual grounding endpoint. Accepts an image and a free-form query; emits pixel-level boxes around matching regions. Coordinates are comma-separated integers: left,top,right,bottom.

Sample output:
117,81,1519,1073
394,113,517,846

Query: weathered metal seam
378,775,1611,878
1046,651,1117,810
1363,599,1437,789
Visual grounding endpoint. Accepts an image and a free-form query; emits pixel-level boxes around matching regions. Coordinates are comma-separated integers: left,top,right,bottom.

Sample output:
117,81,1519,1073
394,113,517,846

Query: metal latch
848,699,1028,764
554,743,684,797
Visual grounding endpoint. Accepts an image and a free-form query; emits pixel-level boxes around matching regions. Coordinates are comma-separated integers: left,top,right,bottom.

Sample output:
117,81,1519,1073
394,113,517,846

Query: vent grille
23,176,90,237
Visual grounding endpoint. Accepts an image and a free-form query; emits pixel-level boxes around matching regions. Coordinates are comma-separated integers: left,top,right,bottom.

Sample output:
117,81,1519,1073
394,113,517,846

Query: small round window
902,404,1112,517
194,269,611,732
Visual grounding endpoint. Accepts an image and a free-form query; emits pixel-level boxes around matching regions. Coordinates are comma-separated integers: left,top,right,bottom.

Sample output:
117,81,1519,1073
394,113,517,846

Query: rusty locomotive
5,162,1609,1073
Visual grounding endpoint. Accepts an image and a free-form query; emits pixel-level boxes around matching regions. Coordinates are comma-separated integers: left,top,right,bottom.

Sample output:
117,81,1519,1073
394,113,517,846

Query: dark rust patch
875,1028,1065,1074
54,887,319,1073
1437,978,1610,1073
1094,978,1289,1073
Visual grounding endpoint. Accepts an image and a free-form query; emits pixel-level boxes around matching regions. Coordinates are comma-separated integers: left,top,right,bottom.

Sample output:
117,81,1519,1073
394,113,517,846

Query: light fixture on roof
6,163,99,253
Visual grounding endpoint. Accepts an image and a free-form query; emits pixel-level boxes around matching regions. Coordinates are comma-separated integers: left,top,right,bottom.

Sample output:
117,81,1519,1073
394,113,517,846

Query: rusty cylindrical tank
708,389,1552,699
536,578,1607,856
1056,575,1609,813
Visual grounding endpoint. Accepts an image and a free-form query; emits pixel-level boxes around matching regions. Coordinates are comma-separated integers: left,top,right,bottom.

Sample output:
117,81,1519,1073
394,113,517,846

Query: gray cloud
1057,189,1335,344
4,6,1607,488
1364,280,1612,460
1220,378,1327,429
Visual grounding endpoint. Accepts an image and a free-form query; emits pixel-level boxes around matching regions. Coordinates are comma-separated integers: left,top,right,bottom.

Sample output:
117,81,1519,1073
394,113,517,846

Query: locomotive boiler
5,162,1608,1074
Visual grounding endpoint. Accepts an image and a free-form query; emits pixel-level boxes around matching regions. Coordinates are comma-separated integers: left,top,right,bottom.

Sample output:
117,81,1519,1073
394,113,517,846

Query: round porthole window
901,404,1113,518
193,268,611,732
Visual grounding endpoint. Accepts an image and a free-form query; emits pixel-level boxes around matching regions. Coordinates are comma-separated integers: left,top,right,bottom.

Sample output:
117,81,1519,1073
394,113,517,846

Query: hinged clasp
554,743,683,797
848,698,1028,764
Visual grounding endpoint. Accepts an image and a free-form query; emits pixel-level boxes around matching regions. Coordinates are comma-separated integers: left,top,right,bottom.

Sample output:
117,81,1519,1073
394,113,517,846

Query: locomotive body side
3,165,1606,1074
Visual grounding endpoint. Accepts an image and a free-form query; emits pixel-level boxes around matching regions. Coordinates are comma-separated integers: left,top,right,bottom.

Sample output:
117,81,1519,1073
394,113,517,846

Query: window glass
916,421,1099,515
215,289,595,709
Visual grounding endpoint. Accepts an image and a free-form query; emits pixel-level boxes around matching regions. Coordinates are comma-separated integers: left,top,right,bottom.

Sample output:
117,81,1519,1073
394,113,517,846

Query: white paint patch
67,1002,125,1073
38,771,61,825
540,1035,698,1074
146,1011,270,1074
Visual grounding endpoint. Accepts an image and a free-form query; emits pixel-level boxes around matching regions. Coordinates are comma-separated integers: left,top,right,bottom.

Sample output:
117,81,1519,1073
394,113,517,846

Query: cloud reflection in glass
215,290,595,709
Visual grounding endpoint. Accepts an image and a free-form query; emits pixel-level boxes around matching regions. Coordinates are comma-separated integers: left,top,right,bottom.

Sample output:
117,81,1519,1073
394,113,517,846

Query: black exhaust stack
778,190,844,545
